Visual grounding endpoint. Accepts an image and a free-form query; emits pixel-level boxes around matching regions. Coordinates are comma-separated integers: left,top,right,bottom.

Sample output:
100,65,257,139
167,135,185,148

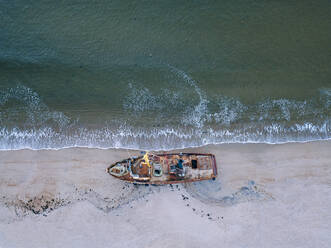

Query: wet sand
0,141,331,248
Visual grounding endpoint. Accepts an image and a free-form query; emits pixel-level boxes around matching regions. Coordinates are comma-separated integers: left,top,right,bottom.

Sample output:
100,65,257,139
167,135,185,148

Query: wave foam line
0,120,330,151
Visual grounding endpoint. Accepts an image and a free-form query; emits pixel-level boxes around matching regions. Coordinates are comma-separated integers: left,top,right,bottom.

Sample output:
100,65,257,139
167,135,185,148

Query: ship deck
108,153,217,184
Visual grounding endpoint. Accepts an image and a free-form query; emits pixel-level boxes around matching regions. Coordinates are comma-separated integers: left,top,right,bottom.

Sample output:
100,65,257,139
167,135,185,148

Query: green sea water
0,0,331,149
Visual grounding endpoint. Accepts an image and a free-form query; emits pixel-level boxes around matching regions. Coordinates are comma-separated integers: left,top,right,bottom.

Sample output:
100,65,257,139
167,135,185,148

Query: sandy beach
0,141,331,248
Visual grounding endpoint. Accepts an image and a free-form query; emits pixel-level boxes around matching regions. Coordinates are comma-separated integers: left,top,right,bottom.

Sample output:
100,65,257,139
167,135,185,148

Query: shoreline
0,140,331,247
1,137,331,152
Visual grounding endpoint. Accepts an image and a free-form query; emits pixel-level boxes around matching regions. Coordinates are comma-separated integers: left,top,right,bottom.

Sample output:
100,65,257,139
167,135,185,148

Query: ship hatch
192,159,197,169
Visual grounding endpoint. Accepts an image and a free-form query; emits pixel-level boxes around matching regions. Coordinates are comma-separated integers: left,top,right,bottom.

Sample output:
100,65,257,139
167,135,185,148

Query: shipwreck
107,152,217,184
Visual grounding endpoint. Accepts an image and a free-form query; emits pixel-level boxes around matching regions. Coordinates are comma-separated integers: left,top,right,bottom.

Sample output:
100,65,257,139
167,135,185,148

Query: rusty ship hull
107,153,217,185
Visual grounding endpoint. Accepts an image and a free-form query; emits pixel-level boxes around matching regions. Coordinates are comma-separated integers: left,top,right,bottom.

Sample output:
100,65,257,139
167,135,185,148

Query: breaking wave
0,121,330,151
0,71,330,150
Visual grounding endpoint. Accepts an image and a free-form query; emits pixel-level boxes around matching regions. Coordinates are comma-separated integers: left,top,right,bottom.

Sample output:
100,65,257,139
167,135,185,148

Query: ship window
191,159,197,169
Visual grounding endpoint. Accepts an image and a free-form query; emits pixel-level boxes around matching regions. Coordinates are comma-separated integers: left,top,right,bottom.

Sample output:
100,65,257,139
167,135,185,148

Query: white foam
123,82,161,112
209,96,248,125
0,83,330,151
168,65,209,128
0,118,330,151
0,84,70,128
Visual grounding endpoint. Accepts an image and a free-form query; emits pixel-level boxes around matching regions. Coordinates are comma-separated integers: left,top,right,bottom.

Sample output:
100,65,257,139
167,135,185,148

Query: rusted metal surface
107,153,217,185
